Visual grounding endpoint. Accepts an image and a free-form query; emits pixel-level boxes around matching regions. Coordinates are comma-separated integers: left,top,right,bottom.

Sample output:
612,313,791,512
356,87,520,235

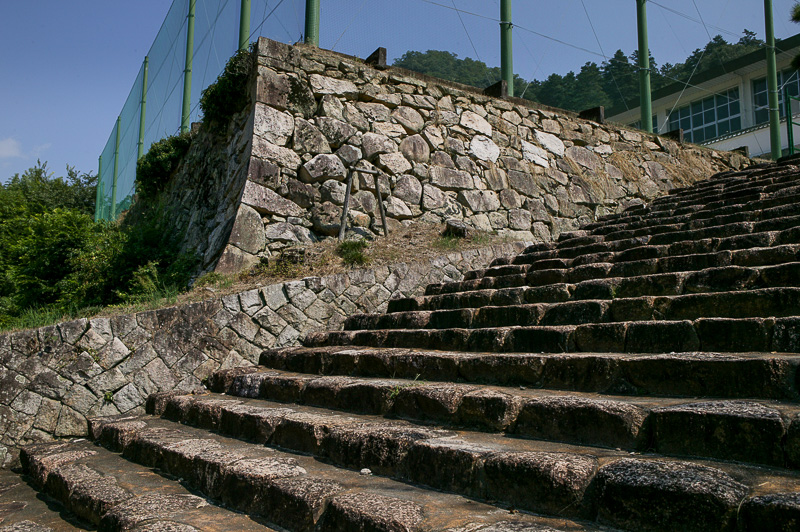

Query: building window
667,88,741,143
753,69,800,125
629,116,658,133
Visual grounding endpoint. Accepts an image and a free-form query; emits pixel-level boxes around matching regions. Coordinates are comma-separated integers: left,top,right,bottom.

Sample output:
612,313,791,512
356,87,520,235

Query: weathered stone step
439,244,800,297
351,288,800,332
204,367,800,467
89,415,596,532
588,194,800,238
0,468,87,531
647,179,800,213
391,263,800,314
503,214,800,269
305,317,800,354
259,346,800,400
143,391,800,532
18,440,273,531
588,171,800,227
647,171,800,208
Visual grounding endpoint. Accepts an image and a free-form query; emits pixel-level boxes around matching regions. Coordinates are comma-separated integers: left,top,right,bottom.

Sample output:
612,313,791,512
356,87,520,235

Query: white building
607,33,800,158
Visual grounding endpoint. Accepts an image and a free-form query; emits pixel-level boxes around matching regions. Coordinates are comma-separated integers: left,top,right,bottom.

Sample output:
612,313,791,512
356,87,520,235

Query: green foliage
394,30,765,113
394,50,528,97
433,234,461,251
200,46,255,130
336,240,370,266
0,162,199,331
135,133,193,200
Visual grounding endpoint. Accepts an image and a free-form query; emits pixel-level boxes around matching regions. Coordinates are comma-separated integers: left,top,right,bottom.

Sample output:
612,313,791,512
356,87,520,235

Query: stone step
0,468,87,531
305,317,800,354
390,263,800,314
18,440,274,531
143,391,800,532
351,288,800,332
204,367,800,467
436,244,800,298
89,414,596,532
647,178,800,213
588,195,800,239
588,170,800,227
259,346,800,401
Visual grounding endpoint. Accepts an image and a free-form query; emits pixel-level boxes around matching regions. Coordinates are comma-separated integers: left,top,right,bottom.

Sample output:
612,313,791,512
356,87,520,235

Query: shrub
135,133,193,200
200,46,254,130
337,240,370,266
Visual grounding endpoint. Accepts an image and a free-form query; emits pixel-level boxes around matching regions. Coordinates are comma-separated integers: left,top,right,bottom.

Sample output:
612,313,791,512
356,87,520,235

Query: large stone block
240,180,304,218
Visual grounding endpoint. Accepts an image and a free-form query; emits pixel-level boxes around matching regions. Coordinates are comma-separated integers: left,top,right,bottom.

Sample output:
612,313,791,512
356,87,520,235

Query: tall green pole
181,0,196,134
304,0,320,46
95,156,102,222
111,117,121,220
137,56,149,160
765,0,782,159
500,0,514,97
636,0,653,133
239,0,251,50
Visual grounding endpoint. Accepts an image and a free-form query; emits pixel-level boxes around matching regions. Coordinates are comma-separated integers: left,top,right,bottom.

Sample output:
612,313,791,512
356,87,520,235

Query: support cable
332,0,369,51
580,0,629,111
449,0,495,88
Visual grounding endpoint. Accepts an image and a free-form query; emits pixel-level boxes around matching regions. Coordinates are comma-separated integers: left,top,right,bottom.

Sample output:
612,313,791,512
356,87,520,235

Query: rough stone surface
0,242,527,454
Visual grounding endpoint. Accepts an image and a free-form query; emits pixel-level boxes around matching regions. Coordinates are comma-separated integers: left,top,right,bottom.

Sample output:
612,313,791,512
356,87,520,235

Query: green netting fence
96,0,787,220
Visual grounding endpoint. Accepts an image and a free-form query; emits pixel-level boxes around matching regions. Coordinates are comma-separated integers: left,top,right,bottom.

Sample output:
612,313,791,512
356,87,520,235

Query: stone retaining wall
211,37,751,272
0,242,527,467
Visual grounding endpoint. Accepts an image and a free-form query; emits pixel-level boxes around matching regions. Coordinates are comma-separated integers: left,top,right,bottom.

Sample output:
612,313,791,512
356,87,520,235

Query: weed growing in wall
336,240,370,266
135,133,193,201
200,45,255,132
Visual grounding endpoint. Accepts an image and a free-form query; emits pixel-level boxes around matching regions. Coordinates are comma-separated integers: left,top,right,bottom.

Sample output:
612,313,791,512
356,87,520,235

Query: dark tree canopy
393,30,767,113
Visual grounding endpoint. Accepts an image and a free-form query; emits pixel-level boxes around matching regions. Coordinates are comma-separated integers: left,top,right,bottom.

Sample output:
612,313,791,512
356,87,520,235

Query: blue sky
2,0,799,182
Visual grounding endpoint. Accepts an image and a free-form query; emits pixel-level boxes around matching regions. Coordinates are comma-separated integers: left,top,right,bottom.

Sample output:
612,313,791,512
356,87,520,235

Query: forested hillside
393,30,765,112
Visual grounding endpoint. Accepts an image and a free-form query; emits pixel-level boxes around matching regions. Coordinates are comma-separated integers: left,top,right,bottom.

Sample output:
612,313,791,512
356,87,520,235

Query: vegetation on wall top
200,45,255,131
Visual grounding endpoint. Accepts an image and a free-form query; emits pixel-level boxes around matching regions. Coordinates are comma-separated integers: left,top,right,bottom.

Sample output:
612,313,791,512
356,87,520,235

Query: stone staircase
5,161,800,531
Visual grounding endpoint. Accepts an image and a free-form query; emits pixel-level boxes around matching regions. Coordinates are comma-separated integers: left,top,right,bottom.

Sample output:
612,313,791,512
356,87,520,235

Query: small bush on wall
135,132,193,200
200,45,255,131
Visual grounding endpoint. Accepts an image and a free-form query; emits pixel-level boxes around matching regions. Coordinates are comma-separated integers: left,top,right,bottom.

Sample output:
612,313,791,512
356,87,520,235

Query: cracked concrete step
89,415,599,532
350,288,800,332
435,243,800,297
259,346,800,400
390,263,800,314
305,317,800,354
18,440,274,531
0,469,87,531
204,367,800,468
142,392,800,532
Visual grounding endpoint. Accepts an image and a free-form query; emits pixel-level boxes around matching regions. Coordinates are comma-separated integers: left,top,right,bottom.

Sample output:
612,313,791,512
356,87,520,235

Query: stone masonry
150,37,750,277
0,241,527,467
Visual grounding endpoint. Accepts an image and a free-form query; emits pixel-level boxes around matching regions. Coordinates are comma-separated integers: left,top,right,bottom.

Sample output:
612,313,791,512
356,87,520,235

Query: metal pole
111,117,121,220
765,0,782,159
239,0,251,50
636,0,653,133
338,169,353,241
500,0,514,97
181,0,196,133
95,156,102,222
304,0,320,46
137,56,149,160
786,87,795,156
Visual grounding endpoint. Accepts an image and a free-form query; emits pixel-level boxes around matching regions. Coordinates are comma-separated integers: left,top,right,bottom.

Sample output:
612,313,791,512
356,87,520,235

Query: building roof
607,32,800,117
